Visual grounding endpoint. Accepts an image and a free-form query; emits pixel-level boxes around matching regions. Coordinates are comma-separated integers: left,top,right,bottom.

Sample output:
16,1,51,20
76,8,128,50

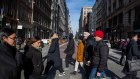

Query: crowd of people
0,27,140,79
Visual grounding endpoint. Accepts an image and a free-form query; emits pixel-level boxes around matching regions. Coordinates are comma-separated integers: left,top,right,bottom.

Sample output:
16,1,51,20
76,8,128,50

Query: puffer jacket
92,40,109,72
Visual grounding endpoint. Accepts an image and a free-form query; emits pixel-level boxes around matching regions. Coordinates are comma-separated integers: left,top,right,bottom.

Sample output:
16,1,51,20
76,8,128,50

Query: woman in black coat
25,36,44,79
64,33,75,69
123,32,140,79
44,33,65,76
0,28,19,79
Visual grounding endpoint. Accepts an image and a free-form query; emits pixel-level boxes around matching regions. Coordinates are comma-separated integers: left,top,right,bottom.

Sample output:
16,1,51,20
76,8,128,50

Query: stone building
79,6,92,35
0,0,18,30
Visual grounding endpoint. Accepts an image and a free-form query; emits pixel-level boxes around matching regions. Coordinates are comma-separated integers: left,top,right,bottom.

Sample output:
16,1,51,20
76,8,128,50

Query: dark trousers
84,65,92,79
125,71,137,79
29,75,42,79
24,71,29,79
65,54,74,68
56,66,64,73
44,60,64,74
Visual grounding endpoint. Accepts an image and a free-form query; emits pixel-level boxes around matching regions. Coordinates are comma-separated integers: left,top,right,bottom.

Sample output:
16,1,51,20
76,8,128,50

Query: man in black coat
122,32,140,79
84,35,96,79
64,33,75,69
89,30,109,79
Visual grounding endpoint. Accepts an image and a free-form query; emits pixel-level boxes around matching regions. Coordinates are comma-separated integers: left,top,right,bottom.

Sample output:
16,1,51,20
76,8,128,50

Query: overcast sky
66,0,95,35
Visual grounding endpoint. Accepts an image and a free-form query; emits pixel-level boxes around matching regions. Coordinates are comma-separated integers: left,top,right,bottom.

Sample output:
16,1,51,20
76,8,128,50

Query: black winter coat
92,40,109,72
64,38,75,55
123,40,140,73
25,45,44,76
0,42,19,79
47,38,62,67
84,36,96,62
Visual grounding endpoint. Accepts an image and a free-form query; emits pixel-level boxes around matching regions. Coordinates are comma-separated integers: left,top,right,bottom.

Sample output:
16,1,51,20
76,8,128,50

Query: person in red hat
89,30,109,79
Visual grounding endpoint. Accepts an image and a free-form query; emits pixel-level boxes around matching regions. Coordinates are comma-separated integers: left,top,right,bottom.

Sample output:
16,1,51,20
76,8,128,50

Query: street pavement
21,43,140,79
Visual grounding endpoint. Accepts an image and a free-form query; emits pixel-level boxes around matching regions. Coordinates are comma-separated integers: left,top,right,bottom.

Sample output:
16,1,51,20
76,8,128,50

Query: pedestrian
0,27,19,79
122,32,140,79
89,30,109,79
25,36,44,79
44,33,65,77
71,36,85,75
64,33,75,70
17,37,22,49
120,39,129,66
23,38,31,79
84,35,96,79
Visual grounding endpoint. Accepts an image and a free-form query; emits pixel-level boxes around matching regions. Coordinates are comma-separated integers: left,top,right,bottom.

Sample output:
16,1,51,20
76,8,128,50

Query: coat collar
0,42,16,58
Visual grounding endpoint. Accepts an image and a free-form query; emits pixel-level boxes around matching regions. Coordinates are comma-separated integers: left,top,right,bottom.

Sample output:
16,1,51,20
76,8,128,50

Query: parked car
104,40,111,48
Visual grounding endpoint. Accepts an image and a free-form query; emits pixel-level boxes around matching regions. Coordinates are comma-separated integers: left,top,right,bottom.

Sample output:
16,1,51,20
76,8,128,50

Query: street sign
18,25,23,29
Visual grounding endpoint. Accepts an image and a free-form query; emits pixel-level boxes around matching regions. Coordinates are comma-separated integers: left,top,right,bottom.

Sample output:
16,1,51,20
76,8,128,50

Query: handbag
128,57,140,72
72,40,78,59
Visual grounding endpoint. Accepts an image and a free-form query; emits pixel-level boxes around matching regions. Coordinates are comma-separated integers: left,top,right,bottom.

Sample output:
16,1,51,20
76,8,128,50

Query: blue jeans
89,68,105,79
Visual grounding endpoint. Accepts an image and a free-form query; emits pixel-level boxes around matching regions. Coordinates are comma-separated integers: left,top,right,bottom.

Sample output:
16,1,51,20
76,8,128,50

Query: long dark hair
0,27,15,42
78,36,84,44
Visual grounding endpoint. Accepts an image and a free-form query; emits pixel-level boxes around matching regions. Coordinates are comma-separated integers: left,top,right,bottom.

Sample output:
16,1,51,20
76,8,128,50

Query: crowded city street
1,0,140,79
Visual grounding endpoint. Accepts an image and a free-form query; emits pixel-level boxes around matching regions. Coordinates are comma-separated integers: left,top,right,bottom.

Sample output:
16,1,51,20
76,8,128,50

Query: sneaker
70,71,77,75
63,72,66,74
58,72,65,76
64,68,69,70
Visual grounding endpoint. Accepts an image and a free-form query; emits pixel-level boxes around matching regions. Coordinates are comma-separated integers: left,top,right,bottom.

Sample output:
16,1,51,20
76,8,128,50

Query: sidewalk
108,49,140,78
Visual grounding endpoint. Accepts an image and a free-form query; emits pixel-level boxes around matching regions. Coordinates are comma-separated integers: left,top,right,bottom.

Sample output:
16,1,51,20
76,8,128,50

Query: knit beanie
94,30,104,39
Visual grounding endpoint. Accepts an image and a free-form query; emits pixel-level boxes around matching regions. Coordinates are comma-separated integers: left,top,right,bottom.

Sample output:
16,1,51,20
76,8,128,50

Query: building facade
1,0,69,38
51,0,69,37
1,0,52,39
91,0,140,40
106,0,140,40
32,0,52,39
92,2,97,34
17,0,33,38
0,0,18,30
79,6,92,35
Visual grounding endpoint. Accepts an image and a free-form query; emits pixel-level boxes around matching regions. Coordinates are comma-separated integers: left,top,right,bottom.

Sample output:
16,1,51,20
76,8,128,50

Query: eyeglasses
8,37,16,40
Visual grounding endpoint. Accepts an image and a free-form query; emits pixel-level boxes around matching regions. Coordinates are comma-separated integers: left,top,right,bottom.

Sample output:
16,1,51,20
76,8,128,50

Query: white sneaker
63,72,66,75
58,72,65,76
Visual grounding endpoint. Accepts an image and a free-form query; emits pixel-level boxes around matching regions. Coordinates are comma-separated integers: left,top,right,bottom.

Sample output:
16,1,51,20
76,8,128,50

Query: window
108,6,111,14
113,2,116,11
119,0,123,7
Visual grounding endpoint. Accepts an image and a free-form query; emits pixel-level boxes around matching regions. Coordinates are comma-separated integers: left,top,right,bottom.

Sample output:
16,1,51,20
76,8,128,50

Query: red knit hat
94,30,104,38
